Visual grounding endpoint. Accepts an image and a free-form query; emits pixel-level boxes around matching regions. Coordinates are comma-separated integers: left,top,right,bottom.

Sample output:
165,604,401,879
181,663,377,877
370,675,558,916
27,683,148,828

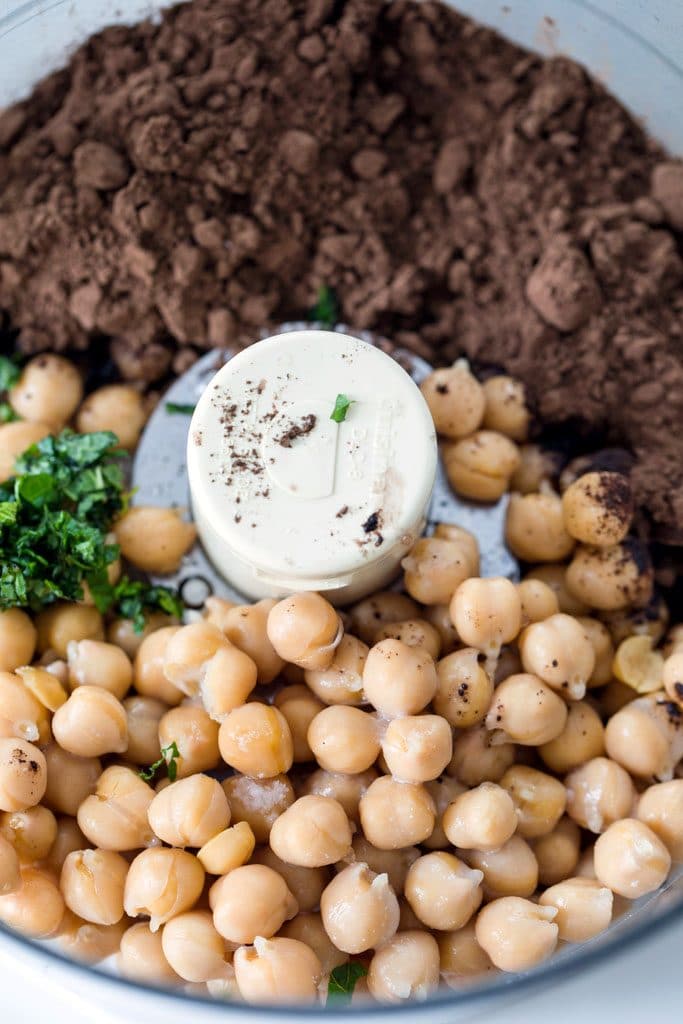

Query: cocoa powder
1,0,683,538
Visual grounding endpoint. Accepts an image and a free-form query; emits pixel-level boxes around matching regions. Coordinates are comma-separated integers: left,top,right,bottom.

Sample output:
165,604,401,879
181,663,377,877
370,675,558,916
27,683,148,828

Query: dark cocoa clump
0,0,682,539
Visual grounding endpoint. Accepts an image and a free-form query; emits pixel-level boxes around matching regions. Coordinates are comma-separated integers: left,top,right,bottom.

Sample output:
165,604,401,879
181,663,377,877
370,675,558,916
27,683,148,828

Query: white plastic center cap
187,330,437,604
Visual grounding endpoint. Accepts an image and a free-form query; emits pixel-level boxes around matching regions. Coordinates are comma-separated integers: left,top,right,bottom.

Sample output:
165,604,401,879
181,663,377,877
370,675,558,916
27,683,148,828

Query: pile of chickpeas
0,352,681,1006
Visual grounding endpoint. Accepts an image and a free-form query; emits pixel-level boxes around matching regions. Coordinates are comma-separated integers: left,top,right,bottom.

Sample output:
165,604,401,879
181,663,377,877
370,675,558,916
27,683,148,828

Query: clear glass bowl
0,1,681,1020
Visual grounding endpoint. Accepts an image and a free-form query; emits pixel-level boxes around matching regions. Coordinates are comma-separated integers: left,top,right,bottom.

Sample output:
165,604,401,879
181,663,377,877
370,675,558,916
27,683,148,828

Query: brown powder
0,0,682,539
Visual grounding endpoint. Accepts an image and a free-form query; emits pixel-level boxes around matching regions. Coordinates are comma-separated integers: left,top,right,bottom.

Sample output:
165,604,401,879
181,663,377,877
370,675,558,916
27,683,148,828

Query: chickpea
66,639,132,700
423,603,460,656
375,619,442,660
159,705,219,778
404,851,482,930
280,912,347,975
77,766,154,851
299,768,377,825
0,738,47,812
147,774,229,848
611,635,664,696
160,910,230,983
517,579,560,627
381,715,453,784
0,420,51,482
420,361,485,439
61,848,128,925
36,603,104,658
539,700,605,773
601,679,638,717
123,696,168,766
359,776,435,849
482,375,530,441
565,757,636,833
465,835,538,899
115,506,196,575
663,651,683,706
56,910,129,964
108,612,178,660
133,627,184,706
210,863,297,943
494,645,524,684
601,594,670,648
162,622,228,698
637,780,683,860
442,782,517,851
269,795,352,867
274,686,324,763
486,674,567,746
52,685,127,757
199,645,258,724
475,897,558,972
9,354,82,428
0,608,37,673
576,843,598,880
0,866,65,937
562,472,633,547
525,564,589,617
434,648,493,727
347,837,419,895
0,833,20,894
532,816,581,887
439,921,494,986
519,613,595,701
368,930,440,1003
76,384,148,450
506,492,575,564
266,593,341,671
218,703,293,779
594,818,671,898
218,599,284,684
448,724,516,787
251,846,329,914
510,444,560,495
348,592,419,646
500,765,566,839
0,804,57,864
0,670,50,746
119,922,181,985
197,821,255,875
303,707,376,777
320,861,399,953
443,431,521,502
304,634,368,706
362,639,437,718
223,774,294,843
538,876,613,942
15,665,67,714
402,537,473,605
124,847,205,931
234,936,321,1005
566,540,653,612
605,693,683,780
422,776,466,850
450,577,521,659
578,617,615,686
42,744,100,816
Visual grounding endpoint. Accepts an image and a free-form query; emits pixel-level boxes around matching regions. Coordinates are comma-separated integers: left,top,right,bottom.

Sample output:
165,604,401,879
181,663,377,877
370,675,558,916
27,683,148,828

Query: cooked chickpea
218,703,293,778
475,897,558,972
45,818,86,873
381,715,453,784
439,921,494,986
123,696,168,766
199,645,258,724
482,375,530,441
124,847,205,931
539,877,613,942
0,833,20,894
9,354,81,427
348,592,419,645
517,579,560,627
0,804,57,864
347,837,419,895
405,851,482,930
422,776,466,850
299,768,377,825
266,593,341,671
36,603,104,658
42,744,100,816
119,922,181,985
363,639,437,717
602,595,670,648
66,639,132,700
280,912,347,975
274,686,324,763
269,795,352,867
486,673,567,746
594,818,671,898
0,866,65,937
198,821,255,875
566,540,653,612
162,622,227,698
161,910,230,983
423,603,460,656
442,782,517,851
465,835,538,899
0,738,47,812
15,665,67,714
307,706,379,775
52,685,127,757
494,645,524,684
443,430,521,502
532,816,581,887
148,774,229,848
434,648,493,727
565,757,636,833
510,444,560,495
304,634,367,706
61,848,128,925
605,693,683,780
562,472,633,547
420,361,485,439
320,862,399,953
402,537,473,605
251,846,329,914
612,634,664,695
0,670,50,745
506,492,574,563
223,774,294,843
637,780,683,860
115,506,196,574
159,705,219,778
578,617,615,686
0,420,51,482
663,651,683,706
600,679,638,717
76,384,148,449
450,577,521,659
368,930,440,1003
539,700,605,773
525,564,590,617
109,612,178,660
448,724,516,786
218,599,284,684
519,613,595,701
77,765,154,851
234,936,321,1005
500,765,566,839
210,863,297,943
0,608,37,673
133,626,184,705
359,776,435,849
375,619,442,660
56,910,129,964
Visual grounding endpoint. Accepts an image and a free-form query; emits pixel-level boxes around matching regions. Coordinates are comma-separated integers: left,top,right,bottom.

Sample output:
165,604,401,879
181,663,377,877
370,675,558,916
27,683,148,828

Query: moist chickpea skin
219,599,285,684
594,819,671,898
0,609,37,672
0,670,50,745
161,910,231,983
124,847,205,931
450,577,521,659
419,361,485,439
280,912,347,975
133,626,184,705
223,774,295,843
532,816,582,887
269,795,352,867
525,564,590,617
539,877,613,941
307,705,379,775
423,603,461,656
475,897,558,972
210,863,297,943
439,921,494,986
9,354,83,429
434,648,493,728
0,421,51,483
562,471,634,547
119,922,181,985
148,774,230,848
578,616,615,686
219,703,293,779
0,832,21,894
405,851,483,930
605,693,683,780
423,776,466,850
506,492,574,563
274,686,323,763
52,686,127,757
123,696,169,766
251,846,329,914
565,757,636,833
381,714,453,784
566,540,653,612
443,782,517,852
402,537,474,605
348,592,419,646
320,862,400,954
0,805,56,864
15,666,66,716
56,911,129,965
486,674,567,746
198,821,256,875
663,650,683,705
517,579,560,627
443,431,520,502
448,724,516,787
267,593,342,671
519,613,595,700
304,633,368,706
61,848,128,925
159,705,220,779
162,621,228,697
115,506,197,575
66,639,133,699
0,738,47,812
482,375,530,441
359,776,436,849
76,384,148,450
363,638,437,717
77,765,155,851
347,837,420,894
0,866,65,938
465,835,539,899
375,619,442,660
107,612,177,660
433,523,480,570
299,768,377,825
510,444,561,495
539,700,605,774
36,603,104,658
234,936,322,1005
42,744,101,817
500,765,566,839
368,930,440,1003
637,780,683,861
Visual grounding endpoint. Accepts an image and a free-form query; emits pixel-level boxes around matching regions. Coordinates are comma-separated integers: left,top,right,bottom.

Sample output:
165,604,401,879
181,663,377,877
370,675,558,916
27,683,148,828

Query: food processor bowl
0,0,682,1020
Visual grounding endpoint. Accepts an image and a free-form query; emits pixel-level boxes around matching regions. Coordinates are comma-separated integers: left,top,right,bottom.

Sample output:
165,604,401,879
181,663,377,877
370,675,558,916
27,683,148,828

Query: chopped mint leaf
330,393,354,423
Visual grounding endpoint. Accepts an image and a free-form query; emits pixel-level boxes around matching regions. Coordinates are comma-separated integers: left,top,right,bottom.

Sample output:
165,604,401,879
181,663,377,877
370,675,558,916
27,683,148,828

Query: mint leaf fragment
327,962,368,1004
330,394,354,423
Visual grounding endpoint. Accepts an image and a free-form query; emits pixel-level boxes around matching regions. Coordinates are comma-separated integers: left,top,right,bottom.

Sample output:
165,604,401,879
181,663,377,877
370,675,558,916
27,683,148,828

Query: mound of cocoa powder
1,0,683,538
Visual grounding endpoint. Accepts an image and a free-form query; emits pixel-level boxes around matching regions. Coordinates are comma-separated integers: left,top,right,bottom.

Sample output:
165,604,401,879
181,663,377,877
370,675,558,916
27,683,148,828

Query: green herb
327,962,368,1004
309,285,339,328
165,402,196,416
138,741,181,784
0,356,21,393
89,577,184,633
0,402,19,423
330,393,354,423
